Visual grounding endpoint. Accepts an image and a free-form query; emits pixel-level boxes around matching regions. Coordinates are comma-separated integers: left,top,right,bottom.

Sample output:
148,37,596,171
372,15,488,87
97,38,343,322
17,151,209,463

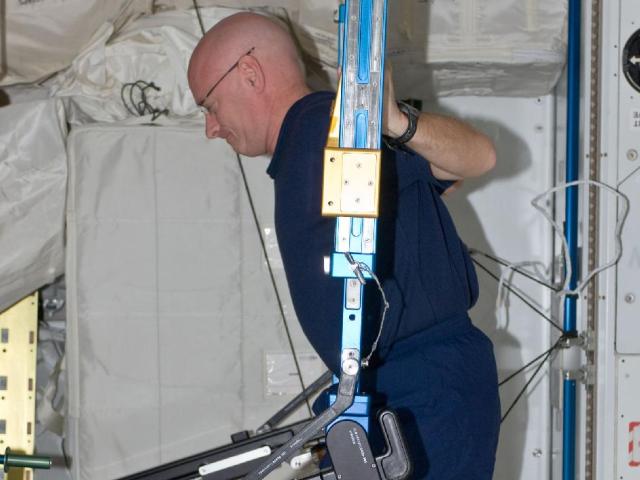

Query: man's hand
382,63,408,138
381,61,497,182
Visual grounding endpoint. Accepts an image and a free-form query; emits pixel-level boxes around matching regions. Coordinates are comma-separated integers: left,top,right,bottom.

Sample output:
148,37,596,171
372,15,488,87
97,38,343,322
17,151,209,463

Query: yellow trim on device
0,293,38,480
321,79,381,218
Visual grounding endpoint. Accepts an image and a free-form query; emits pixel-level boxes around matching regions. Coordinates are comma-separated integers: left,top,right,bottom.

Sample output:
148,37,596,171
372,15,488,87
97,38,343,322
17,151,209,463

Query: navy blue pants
317,316,500,479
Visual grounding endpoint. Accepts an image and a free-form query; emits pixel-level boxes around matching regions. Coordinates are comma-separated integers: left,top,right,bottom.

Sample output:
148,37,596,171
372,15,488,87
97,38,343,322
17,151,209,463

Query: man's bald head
188,12,310,156
189,13,304,89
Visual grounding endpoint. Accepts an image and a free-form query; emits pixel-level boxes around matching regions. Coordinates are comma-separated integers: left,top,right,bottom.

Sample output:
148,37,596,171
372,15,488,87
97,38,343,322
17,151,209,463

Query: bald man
188,12,500,480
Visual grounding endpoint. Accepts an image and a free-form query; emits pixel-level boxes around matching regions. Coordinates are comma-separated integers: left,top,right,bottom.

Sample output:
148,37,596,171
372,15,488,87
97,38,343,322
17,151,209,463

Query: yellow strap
326,78,342,148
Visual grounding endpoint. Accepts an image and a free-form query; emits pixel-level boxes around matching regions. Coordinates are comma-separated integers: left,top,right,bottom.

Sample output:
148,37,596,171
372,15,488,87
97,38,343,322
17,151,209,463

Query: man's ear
238,56,265,92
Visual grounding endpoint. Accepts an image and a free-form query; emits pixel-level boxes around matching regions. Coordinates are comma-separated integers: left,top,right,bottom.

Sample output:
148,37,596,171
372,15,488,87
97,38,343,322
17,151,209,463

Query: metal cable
500,346,557,424
469,249,562,293
191,0,311,417
499,338,563,387
346,257,390,368
235,154,312,417
192,0,206,36
472,258,565,334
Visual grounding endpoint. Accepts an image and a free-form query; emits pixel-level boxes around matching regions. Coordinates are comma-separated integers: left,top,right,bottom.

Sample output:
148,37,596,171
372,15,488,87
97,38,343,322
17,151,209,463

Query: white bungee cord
530,179,630,299
487,179,630,331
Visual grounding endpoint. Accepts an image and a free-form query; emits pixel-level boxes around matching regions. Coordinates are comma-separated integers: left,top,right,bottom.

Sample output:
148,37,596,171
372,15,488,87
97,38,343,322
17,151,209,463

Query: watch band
392,101,420,145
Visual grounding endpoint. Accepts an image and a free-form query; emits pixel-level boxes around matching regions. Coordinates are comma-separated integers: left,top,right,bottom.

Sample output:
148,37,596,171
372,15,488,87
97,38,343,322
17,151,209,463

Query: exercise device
122,1,411,479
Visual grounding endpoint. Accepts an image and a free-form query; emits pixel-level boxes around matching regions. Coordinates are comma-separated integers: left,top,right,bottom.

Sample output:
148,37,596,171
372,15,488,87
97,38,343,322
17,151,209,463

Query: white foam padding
65,124,324,479
1,0,150,86
297,0,568,97
0,99,67,312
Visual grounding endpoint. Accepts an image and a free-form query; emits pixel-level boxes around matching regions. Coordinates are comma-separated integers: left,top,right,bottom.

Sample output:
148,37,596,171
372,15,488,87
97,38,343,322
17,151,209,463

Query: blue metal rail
563,0,581,478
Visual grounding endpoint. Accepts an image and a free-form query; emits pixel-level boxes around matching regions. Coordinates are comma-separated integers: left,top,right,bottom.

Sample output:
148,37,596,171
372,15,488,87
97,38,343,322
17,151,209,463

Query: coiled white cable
530,179,630,298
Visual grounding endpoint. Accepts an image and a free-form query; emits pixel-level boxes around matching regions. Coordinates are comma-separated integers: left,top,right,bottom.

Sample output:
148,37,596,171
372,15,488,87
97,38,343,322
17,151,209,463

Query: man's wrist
389,107,410,138
389,101,419,145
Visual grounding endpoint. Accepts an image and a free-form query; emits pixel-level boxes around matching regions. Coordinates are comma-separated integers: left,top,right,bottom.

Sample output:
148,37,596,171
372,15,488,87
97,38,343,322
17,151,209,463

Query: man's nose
205,113,220,139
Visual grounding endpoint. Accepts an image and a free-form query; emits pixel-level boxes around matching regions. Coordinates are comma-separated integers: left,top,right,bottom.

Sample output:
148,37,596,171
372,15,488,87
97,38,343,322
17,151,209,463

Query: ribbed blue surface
563,0,581,478
563,379,577,479
333,2,387,434
357,0,372,83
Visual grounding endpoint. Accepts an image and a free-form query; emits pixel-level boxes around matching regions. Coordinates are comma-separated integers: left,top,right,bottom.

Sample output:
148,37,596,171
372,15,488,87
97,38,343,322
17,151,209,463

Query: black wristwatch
390,101,420,145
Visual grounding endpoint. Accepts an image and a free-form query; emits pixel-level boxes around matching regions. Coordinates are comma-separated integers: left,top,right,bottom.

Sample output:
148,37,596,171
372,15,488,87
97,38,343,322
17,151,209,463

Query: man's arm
382,65,496,181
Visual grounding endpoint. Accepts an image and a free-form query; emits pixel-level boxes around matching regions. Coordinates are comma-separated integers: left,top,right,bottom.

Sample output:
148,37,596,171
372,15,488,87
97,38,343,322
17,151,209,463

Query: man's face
190,51,266,157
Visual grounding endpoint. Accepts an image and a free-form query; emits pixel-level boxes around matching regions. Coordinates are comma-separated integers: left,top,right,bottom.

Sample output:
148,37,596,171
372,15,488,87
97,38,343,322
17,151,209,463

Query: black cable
120,83,138,117
191,0,312,419
499,338,563,387
192,0,206,36
471,255,569,426
472,257,565,334
500,347,556,424
469,248,562,293
120,81,168,121
235,154,313,418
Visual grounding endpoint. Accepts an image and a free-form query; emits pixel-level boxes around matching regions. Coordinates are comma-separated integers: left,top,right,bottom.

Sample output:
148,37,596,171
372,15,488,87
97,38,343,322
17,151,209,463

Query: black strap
391,101,419,145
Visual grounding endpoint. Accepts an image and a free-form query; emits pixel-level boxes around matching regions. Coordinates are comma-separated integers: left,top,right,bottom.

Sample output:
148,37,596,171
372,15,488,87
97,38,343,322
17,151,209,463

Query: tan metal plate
321,147,381,218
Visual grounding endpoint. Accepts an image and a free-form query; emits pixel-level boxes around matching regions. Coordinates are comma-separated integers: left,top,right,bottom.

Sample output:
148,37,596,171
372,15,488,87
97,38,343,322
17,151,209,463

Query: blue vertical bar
355,110,368,148
332,0,386,432
563,0,580,479
357,0,372,83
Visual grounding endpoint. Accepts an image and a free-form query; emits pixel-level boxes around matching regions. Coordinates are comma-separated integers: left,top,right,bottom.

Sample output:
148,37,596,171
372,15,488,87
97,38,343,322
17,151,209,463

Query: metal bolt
627,149,638,161
532,449,543,458
625,293,636,304
342,358,359,375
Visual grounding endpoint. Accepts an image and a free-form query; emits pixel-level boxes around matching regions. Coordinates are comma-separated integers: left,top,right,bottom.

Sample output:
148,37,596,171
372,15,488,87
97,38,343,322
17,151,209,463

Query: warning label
632,110,640,130
630,422,640,467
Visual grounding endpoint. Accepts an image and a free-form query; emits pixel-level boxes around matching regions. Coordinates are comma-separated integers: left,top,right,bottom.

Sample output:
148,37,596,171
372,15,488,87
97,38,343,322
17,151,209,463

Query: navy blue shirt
267,91,479,373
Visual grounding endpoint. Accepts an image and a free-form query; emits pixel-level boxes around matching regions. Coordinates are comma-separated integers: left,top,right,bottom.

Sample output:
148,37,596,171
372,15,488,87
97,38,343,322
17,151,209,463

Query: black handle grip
376,410,412,480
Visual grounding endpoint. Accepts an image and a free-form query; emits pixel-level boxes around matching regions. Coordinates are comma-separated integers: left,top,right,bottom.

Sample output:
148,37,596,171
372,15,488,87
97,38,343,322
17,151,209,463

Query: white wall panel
438,95,556,480
65,125,324,479
617,356,640,479
614,0,640,355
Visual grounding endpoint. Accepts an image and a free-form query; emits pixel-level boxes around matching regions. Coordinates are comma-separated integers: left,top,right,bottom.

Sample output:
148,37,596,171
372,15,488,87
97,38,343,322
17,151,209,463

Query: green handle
1,447,52,472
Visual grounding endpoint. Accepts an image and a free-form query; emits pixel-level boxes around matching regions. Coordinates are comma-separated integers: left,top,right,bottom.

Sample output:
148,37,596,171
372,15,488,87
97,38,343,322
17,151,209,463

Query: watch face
623,29,640,93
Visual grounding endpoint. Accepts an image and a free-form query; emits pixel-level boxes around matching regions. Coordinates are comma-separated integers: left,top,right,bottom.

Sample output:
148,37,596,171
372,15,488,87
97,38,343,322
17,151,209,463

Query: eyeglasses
198,46,256,111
